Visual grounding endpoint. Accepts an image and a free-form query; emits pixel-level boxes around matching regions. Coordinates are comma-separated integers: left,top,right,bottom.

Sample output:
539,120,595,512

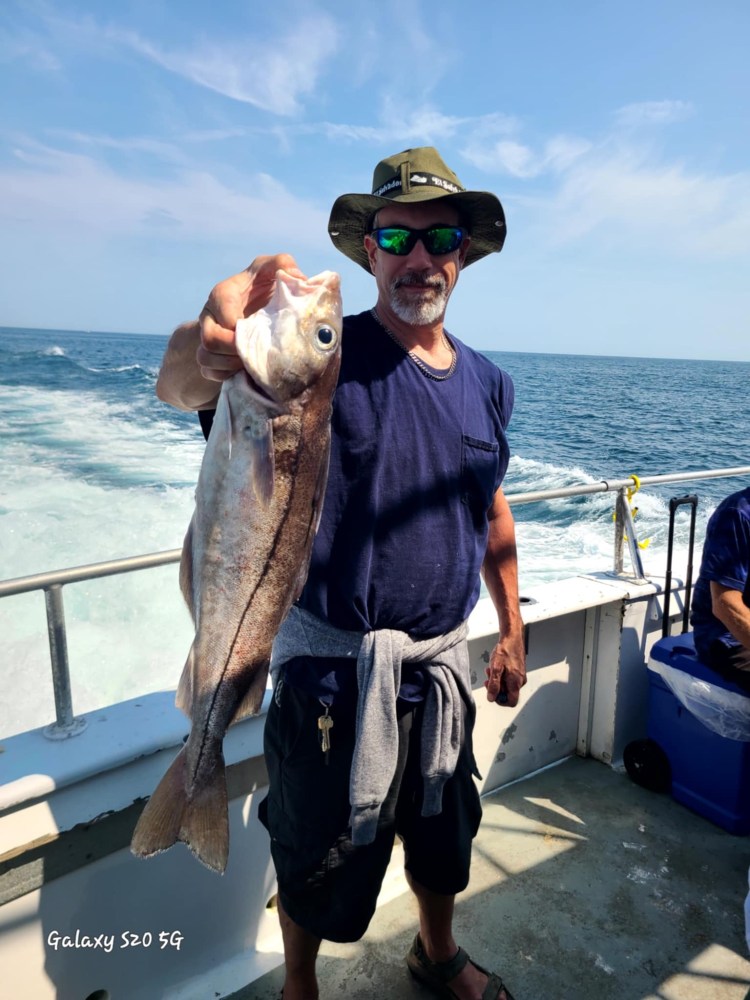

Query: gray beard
388,274,448,326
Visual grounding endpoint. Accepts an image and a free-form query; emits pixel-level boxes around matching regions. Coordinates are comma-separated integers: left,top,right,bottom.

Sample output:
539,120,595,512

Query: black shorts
708,640,750,693
258,675,482,943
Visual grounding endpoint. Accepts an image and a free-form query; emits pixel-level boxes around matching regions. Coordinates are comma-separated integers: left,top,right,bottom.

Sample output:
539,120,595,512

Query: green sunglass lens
426,228,461,253
378,229,411,254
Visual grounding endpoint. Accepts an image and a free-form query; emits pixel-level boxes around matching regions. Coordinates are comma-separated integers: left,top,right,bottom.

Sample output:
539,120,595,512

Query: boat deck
239,756,750,1000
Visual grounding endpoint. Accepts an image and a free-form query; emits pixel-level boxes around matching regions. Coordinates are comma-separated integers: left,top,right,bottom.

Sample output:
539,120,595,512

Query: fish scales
131,269,342,873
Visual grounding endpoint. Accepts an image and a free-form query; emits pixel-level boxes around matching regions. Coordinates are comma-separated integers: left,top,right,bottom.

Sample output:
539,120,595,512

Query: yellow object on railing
613,474,651,549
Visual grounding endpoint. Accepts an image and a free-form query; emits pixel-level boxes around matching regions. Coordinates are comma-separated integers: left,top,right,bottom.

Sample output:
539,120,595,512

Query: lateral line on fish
189,417,311,784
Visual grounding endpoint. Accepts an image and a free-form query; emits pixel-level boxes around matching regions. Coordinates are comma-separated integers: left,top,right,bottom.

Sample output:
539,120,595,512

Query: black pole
682,496,698,633
663,505,676,639
663,495,698,638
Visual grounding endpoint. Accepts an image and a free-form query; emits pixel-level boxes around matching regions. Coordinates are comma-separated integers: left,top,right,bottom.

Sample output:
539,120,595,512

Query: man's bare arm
481,486,527,706
156,322,223,411
711,581,750,652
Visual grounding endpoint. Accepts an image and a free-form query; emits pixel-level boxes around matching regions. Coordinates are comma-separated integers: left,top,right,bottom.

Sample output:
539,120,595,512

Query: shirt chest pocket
461,435,500,526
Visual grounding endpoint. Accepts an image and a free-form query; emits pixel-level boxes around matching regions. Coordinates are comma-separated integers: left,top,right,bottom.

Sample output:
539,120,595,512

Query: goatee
389,272,448,326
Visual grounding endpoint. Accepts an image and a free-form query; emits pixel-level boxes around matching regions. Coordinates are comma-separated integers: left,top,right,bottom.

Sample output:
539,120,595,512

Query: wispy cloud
4,4,340,116
49,130,192,165
103,15,340,116
0,23,61,72
614,100,693,128
1,139,328,243
319,102,471,145
463,133,591,179
454,100,750,260
522,149,750,259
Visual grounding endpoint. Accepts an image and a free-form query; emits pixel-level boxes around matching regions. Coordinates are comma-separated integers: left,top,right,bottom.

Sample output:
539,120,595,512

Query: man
691,484,750,691
156,147,525,1000
691,485,750,990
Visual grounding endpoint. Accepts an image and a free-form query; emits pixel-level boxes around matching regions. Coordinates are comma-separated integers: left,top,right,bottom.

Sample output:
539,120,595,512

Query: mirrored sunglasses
369,225,465,256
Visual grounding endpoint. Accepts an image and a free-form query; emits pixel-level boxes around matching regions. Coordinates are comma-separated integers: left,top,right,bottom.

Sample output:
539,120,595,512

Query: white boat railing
1,465,748,740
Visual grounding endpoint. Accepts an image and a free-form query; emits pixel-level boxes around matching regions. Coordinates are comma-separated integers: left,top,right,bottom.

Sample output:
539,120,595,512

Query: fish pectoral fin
310,435,332,537
175,645,195,717
179,520,196,621
216,383,234,461
228,666,269,726
291,439,332,605
250,421,275,506
130,744,229,874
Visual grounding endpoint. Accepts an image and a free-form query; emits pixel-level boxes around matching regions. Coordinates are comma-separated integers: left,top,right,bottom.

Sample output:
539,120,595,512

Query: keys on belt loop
317,701,333,762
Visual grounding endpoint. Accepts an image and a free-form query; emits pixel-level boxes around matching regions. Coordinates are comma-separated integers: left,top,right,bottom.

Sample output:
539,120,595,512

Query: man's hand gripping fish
131,270,342,873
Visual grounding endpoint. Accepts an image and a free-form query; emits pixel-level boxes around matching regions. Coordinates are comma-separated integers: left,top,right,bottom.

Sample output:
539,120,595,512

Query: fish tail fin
130,745,229,874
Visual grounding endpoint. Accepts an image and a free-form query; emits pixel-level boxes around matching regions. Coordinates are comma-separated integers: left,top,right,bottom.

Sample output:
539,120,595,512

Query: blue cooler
647,633,750,835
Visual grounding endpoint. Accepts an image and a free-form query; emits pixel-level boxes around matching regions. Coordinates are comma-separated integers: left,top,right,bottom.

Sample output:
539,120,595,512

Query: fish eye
315,325,337,350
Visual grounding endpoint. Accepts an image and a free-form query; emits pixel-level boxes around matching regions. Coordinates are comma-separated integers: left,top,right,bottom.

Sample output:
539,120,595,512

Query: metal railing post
614,489,626,575
614,487,647,582
42,585,87,740
0,547,182,740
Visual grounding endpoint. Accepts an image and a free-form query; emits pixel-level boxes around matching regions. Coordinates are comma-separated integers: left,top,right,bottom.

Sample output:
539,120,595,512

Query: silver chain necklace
370,309,457,381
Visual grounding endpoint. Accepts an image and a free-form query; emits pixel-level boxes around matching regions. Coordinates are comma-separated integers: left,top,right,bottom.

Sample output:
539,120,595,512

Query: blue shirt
289,310,514,701
299,310,513,633
691,486,750,660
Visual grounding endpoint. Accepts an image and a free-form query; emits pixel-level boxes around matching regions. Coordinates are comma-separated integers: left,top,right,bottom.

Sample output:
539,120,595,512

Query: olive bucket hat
328,146,506,272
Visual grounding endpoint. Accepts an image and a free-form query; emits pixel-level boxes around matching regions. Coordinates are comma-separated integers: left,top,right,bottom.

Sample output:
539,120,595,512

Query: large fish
131,269,342,873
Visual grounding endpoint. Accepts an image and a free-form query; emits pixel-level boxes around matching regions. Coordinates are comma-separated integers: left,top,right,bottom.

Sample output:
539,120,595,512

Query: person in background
156,147,526,1000
691,485,750,995
691,485,750,691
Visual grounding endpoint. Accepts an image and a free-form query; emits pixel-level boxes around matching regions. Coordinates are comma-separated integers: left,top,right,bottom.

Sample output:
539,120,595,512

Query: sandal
406,933,515,1000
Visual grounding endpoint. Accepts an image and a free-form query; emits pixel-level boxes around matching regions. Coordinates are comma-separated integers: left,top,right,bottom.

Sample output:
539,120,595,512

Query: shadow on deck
234,756,750,1000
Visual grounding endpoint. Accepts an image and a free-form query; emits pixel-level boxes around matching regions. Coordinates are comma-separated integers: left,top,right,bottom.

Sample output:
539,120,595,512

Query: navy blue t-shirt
299,310,513,634
691,486,750,660
289,310,513,701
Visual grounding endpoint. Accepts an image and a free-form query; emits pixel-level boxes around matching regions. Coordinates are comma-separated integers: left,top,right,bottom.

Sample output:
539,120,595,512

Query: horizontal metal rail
0,549,182,740
504,465,750,506
0,549,183,599
2,465,749,738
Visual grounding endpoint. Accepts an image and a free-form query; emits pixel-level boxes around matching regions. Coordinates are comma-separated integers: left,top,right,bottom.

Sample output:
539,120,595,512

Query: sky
1,0,749,360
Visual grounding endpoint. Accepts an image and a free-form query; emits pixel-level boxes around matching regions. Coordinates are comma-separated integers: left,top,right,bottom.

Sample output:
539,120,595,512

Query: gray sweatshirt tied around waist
270,605,478,846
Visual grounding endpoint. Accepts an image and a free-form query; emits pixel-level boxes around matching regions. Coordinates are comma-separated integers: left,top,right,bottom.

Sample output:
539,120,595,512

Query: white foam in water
0,383,204,738
505,455,712,588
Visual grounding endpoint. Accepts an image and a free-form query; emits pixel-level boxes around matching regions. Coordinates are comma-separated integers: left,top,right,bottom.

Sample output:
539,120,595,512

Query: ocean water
1,325,748,739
